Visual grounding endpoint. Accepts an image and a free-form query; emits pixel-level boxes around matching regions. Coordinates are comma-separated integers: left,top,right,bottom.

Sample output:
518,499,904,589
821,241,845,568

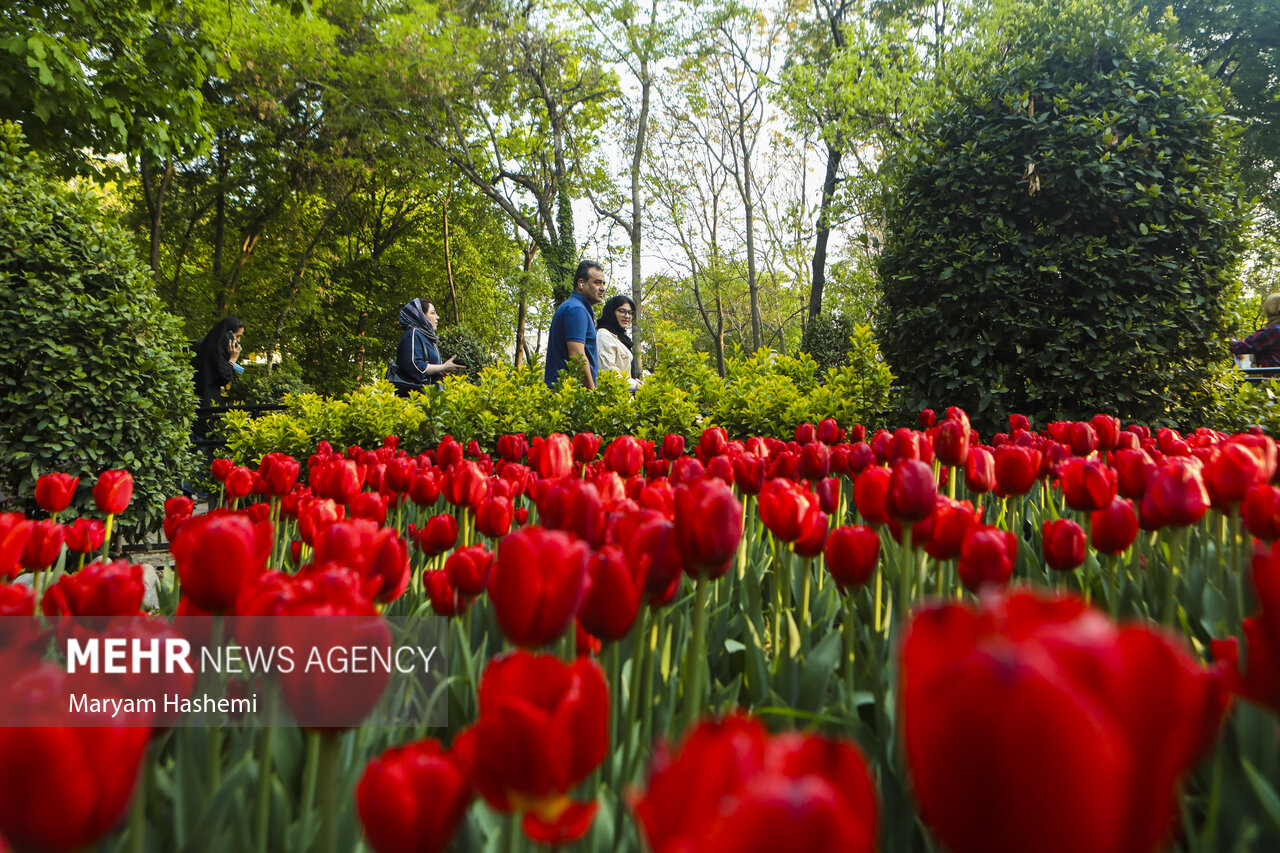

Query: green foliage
800,313,858,374
0,0,215,169
221,333,895,456
1212,373,1280,437
437,323,497,383
806,326,897,431
225,362,314,407
877,0,1247,435
0,123,195,532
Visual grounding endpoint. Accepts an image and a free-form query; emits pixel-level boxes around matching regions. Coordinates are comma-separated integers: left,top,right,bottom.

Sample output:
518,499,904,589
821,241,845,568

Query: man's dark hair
574,260,603,289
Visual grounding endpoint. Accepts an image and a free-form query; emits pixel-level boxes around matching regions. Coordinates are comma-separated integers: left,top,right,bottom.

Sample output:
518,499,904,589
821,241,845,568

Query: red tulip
1143,459,1209,528
673,478,743,579
357,738,474,853
462,652,608,843
993,445,1041,496
732,453,766,496
1067,421,1099,457
41,558,145,631
270,567,392,729
798,442,831,481
310,457,365,503
1091,498,1139,555
579,545,643,642
629,518,684,606
632,714,878,853
20,519,65,571
918,408,936,429
63,518,105,554
1091,414,1121,451
34,472,78,514
794,421,817,445
758,479,820,543
963,446,995,493
297,496,345,546
661,434,686,460
918,497,981,561
956,526,1017,592
92,469,133,515
902,588,1225,853
310,518,410,604
490,527,590,648
171,511,272,613
604,436,645,478
497,433,529,463
444,545,495,598
445,460,487,509
824,526,879,591
934,418,969,467
889,427,934,465
1212,544,1280,713
572,432,602,464
0,666,150,852
541,480,606,548
814,477,839,514
1059,457,1118,512
696,426,729,463
1115,448,1157,500
409,468,444,506
888,459,936,523
1041,518,1086,572
1204,442,1268,508
476,495,513,538
1244,484,1280,541
792,510,828,559
224,465,254,500
853,467,891,525
0,513,33,580
210,457,235,482
436,437,463,470
416,513,459,558
817,417,845,444
424,570,465,618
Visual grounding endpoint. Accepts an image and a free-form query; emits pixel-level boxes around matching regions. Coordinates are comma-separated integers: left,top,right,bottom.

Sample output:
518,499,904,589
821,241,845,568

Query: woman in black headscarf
596,294,640,384
192,316,244,409
391,298,461,396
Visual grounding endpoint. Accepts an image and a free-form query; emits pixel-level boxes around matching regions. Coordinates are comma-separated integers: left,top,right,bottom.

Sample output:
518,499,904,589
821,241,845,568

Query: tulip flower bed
3,409,1280,852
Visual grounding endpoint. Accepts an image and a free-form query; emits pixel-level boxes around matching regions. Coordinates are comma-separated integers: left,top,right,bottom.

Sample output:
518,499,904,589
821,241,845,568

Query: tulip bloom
1243,484,1280,541
1059,457,1117,512
34,472,79,514
934,418,969,467
798,442,831,481
224,465,254,500
603,436,645,478
463,652,608,843
20,519,65,571
1041,518,1086,572
476,495,513,538
0,667,151,852
888,459,937,523
0,513,33,580
41,559,146,631
63,517,105,554
310,518,410,604
260,453,301,497
993,445,1041,496
424,570,466,618
673,478,743,579
629,517,684,606
632,714,879,853
758,479,820,543
1204,442,1269,509
357,738,474,853
579,545,643,642
853,466,892,525
696,426,730,463
572,432,602,464
1090,498,1139,555
416,513,459,558
1143,459,1209,528
1213,544,1280,713
490,527,590,648
902,588,1225,853
444,545,495,598
958,446,992,494
732,453,766,496
92,469,133,515
824,525,880,591
956,526,1017,592
171,511,273,613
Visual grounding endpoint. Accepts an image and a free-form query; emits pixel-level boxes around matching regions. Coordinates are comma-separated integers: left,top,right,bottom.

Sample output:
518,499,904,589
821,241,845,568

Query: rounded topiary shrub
0,123,195,534
877,0,1245,433
800,312,857,375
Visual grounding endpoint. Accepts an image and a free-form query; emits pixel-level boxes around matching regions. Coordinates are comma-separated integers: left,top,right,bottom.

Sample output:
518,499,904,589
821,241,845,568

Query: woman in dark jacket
392,299,461,395
193,316,244,408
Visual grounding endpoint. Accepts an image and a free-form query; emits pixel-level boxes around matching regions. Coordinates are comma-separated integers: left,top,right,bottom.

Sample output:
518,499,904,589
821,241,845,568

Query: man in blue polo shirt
545,260,606,388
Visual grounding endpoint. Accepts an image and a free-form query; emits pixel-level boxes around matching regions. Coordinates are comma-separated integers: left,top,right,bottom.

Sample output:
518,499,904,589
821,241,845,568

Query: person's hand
441,356,464,373
228,339,242,363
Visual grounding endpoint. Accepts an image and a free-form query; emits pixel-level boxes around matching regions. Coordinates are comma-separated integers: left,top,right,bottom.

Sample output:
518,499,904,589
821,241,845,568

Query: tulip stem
101,512,115,561
254,720,275,853
624,612,648,783
680,575,711,735
317,731,340,853
1228,509,1246,629
1164,529,1184,627
300,729,321,848
126,758,147,853
897,523,915,624
843,592,857,705
605,639,621,788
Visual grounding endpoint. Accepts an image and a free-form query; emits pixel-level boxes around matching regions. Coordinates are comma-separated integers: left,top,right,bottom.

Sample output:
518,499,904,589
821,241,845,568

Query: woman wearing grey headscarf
392,298,462,394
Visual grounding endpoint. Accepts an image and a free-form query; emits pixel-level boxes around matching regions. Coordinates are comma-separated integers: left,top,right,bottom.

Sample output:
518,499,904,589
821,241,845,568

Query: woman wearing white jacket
596,294,641,387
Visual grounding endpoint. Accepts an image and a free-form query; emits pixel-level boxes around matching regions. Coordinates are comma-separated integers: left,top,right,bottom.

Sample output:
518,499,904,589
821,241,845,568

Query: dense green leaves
877,0,1247,434
0,123,195,533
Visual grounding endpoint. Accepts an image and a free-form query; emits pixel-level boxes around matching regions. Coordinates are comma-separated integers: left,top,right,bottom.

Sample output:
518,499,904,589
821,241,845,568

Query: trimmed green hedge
219,327,894,461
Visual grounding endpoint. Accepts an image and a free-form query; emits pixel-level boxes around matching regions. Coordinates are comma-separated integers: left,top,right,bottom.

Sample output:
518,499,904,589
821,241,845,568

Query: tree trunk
808,142,842,322
139,156,173,282
212,140,228,316
355,310,368,377
630,55,651,376
741,128,761,351
442,187,461,323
